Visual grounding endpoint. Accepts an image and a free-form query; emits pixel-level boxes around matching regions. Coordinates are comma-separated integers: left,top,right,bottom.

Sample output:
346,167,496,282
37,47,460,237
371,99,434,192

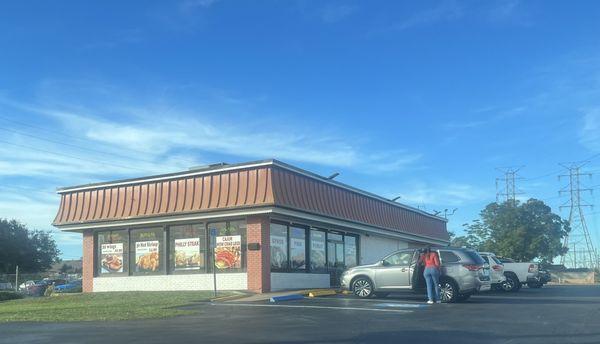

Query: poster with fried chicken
174,238,203,270
135,241,160,272
214,235,241,269
101,243,124,273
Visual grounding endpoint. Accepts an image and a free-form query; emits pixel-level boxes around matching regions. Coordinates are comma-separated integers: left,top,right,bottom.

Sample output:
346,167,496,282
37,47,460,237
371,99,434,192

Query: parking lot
1,285,598,344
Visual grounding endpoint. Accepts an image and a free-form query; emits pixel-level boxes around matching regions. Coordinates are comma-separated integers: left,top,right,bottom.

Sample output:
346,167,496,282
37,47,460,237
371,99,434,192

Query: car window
383,252,413,266
464,251,486,264
491,256,502,265
439,251,461,263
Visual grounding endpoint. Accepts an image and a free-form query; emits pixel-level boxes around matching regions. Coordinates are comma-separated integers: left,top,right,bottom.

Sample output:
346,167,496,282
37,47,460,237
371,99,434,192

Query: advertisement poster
100,243,123,273
174,238,203,270
270,231,288,269
310,231,326,270
290,228,306,269
135,241,160,272
214,235,241,269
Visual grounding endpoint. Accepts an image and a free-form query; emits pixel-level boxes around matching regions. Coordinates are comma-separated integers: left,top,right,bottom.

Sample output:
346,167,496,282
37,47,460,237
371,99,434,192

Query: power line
495,166,524,204
0,126,160,165
558,162,598,269
0,139,149,173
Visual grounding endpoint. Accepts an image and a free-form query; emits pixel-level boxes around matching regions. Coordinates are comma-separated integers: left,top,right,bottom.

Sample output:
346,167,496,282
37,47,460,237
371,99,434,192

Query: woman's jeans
424,267,440,301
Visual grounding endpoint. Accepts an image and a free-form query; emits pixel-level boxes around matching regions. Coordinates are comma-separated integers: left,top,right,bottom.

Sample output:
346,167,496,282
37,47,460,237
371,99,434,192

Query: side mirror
381,260,390,267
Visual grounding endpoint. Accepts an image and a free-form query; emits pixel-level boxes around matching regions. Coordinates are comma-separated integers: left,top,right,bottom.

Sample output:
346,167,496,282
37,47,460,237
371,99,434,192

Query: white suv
479,252,506,290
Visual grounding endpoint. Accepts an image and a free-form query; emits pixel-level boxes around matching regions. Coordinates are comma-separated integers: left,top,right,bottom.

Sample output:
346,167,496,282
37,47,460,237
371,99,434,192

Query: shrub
0,291,24,302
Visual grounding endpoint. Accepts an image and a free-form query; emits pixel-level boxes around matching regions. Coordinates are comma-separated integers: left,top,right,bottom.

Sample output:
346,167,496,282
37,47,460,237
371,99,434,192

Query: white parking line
211,303,413,313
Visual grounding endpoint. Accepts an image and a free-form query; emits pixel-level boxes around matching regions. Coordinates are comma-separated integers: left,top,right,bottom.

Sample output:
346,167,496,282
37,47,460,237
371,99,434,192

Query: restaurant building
52,159,450,293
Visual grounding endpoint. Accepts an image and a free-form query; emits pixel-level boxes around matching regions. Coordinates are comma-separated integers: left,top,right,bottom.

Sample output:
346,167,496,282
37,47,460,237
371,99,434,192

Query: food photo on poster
214,235,241,269
270,228,288,269
174,238,203,270
101,243,124,273
135,241,160,272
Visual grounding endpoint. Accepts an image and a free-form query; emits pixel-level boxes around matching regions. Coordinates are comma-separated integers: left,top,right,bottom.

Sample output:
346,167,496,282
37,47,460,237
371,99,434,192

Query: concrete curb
308,289,337,297
210,292,250,302
269,294,304,302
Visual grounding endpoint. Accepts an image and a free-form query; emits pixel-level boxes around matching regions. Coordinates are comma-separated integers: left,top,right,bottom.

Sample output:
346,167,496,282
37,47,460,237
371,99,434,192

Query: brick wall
82,229,94,292
246,215,270,293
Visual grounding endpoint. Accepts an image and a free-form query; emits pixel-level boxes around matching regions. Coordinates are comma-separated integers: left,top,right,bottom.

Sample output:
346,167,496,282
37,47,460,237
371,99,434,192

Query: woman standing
420,247,441,304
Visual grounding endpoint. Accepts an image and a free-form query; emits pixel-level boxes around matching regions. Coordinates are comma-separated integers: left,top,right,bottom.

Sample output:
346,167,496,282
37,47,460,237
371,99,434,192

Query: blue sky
1,0,600,260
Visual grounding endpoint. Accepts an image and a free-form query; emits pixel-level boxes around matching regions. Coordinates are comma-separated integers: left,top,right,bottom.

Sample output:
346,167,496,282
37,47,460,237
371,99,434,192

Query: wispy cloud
392,182,492,207
580,108,600,152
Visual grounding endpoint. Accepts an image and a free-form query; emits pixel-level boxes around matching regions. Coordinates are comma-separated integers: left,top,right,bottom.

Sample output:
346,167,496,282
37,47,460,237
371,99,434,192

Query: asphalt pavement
1,285,599,344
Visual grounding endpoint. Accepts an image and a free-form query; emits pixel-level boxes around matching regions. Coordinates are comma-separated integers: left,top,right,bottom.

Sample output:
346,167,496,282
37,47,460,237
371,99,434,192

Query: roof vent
188,162,229,171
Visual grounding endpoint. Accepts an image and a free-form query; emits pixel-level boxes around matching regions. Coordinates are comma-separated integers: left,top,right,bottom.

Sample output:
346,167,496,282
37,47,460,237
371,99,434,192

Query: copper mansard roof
53,160,449,242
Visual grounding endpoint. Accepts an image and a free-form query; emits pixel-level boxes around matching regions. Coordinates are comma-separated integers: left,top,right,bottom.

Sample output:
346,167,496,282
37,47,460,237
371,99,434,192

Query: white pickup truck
484,254,544,292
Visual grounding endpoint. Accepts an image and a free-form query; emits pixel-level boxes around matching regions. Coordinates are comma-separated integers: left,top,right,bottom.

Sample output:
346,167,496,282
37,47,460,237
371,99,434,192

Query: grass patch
0,291,235,322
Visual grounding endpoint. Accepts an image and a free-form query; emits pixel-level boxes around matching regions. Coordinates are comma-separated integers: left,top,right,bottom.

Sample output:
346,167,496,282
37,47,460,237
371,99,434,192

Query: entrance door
327,233,345,286
374,251,413,289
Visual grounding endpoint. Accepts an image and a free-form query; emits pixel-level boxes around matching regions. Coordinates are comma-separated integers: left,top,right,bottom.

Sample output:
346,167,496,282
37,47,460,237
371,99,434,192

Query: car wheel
502,274,520,292
352,277,374,298
528,282,543,289
438,279,459,303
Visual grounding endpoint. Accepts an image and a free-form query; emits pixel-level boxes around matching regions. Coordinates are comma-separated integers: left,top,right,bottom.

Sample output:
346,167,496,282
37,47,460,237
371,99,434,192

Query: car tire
438,278,459,303
502,273,520,292
527,282,543,289
352,277,374,298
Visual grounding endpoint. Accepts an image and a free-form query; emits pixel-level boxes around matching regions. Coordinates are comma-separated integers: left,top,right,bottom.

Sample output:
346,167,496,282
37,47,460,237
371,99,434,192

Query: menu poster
270,232,287,269
174,238,203,270
135,241,160,272
290,229,306,269
100,243,123,273
310,232,326,270
214,235,242,269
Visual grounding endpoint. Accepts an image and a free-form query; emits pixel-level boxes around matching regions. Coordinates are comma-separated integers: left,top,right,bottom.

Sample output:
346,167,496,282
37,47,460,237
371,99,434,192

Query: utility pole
495,166,524,204
559,162,597,269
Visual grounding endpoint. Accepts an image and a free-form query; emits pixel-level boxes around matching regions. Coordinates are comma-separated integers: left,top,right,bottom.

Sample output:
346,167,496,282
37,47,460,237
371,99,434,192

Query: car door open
375,251,414,289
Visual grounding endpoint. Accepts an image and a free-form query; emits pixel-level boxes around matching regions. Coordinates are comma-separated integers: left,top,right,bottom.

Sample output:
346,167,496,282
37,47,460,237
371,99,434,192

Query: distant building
52,159,449,293
50,259,83,273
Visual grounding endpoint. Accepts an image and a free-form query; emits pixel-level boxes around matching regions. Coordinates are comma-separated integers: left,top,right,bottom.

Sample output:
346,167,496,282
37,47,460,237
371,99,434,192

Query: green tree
0,219,61,273
457,199,569,263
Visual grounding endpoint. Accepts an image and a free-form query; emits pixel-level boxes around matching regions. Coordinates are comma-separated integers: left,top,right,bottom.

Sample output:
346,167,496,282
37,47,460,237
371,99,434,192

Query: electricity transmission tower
496,167,524,204
559,162,598,269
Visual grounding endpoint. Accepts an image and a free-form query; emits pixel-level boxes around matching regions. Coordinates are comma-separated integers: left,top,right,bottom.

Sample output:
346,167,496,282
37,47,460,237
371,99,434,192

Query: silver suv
340,247,492,303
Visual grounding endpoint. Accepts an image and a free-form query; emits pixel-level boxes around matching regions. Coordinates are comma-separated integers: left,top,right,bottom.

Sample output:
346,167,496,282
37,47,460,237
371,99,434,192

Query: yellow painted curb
341,290,352,295
308,289,338,297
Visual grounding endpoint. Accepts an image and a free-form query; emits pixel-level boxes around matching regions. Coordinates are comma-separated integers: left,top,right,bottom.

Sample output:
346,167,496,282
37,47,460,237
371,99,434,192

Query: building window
270,223,288,271
309,229,326,272
130,227,164,275
208,220,246,273
344,235,358,268
169,224,206,274
97,230,128,276
289,227,306,270
327,232,345,269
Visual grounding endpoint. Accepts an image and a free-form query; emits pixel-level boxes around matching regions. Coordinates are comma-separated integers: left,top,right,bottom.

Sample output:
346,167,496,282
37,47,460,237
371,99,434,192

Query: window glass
209,221,246,273
97,230,128,276
344,236,358,268
327,232,345,269
491,256,503,265
439,251,460,263
309,230,326,272
170,224,206,274
130,228,164,275
270,223,288,270
464,250,486,265
289,227,306,270
384,252,412,266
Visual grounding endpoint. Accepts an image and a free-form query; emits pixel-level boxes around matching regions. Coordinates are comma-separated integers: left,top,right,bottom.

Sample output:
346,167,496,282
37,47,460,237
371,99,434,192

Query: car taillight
492,265,503,271
528,264,537,273
463,264,482,271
